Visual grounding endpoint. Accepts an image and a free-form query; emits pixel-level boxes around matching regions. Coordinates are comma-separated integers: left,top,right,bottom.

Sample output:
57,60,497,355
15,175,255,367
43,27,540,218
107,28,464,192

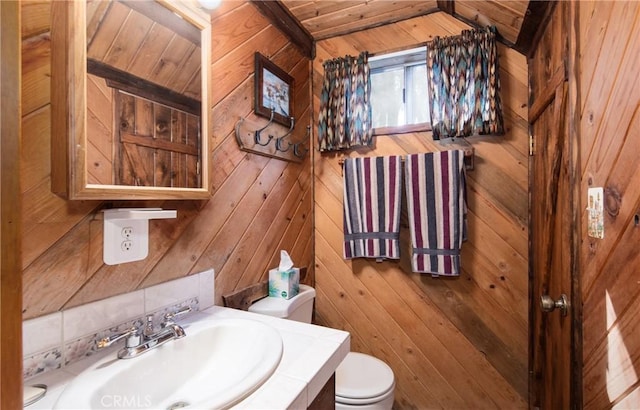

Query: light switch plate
587,187,604,239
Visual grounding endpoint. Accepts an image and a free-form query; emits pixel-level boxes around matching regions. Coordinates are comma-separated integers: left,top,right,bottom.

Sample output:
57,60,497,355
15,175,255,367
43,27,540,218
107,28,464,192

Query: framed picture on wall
254,52,294,127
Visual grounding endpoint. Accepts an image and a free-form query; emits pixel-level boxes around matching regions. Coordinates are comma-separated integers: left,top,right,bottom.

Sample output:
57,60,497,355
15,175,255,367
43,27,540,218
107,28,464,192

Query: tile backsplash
22,269,215,380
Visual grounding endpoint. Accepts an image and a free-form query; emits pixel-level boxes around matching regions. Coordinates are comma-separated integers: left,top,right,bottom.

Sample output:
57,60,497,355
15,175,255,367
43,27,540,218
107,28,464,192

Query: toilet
249,284,395,409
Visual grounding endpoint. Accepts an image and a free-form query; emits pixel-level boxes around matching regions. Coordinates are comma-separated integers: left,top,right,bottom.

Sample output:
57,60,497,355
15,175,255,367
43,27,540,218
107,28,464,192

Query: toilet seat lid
335,352,395,400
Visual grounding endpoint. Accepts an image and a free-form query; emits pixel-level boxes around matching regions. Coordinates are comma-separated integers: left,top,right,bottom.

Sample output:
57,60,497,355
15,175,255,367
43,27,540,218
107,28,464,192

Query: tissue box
268,268,300,299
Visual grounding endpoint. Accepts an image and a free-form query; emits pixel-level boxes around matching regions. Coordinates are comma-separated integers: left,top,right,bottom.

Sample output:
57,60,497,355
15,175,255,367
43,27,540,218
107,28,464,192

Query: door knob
540,294,568,316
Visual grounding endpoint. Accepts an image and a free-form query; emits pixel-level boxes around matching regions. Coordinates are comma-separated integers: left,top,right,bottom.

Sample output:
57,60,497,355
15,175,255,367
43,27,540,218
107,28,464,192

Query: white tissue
269,250,299,299
278,250,294,271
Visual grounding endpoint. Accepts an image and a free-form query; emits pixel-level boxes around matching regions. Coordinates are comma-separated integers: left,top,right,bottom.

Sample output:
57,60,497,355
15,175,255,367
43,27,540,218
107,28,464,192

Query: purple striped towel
405,151,467,276
343,156,402,260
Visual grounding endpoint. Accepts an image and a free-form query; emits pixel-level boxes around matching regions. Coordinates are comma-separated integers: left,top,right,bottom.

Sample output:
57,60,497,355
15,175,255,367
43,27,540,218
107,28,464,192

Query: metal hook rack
235,114,310,163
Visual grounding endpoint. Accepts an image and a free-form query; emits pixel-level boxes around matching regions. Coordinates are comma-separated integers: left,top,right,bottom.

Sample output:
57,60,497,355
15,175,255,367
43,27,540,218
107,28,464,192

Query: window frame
369,47,432,135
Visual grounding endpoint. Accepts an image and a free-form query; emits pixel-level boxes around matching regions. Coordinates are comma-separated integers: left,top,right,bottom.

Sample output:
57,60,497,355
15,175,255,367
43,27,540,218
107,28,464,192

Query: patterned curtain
317,52,372,152
427,26,504,140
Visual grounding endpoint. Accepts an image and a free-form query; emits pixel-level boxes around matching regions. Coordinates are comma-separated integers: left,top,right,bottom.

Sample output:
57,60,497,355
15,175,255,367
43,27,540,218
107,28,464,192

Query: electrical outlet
103,208,176,265
103,218,148,265
121,227,133,239
121,240,133,251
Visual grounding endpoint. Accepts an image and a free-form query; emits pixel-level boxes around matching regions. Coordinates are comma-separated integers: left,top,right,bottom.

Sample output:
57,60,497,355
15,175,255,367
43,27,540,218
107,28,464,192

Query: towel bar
338,148,474,172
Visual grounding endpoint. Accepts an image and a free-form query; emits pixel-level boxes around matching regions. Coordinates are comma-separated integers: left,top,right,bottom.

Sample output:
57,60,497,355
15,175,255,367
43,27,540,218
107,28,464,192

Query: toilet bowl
335,352,395,410
249,285,395,409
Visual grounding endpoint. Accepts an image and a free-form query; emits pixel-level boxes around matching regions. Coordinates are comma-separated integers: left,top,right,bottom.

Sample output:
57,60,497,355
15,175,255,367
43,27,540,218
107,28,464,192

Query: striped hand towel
343,156,402,260
405,151,467,276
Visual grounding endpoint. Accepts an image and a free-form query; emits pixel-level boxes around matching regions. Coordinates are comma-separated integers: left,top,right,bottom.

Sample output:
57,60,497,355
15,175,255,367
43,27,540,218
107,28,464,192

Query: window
370,47,430,132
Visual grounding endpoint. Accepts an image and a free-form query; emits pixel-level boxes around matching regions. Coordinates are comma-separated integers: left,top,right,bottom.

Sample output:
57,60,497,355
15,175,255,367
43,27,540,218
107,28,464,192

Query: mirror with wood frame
51,0,211,200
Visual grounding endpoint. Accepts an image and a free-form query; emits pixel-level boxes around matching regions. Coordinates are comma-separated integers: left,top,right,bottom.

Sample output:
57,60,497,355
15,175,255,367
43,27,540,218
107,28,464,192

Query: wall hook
254,108,275,146
276,117,295,152
294,142,309,158
293,126,311,158
276,139,292,152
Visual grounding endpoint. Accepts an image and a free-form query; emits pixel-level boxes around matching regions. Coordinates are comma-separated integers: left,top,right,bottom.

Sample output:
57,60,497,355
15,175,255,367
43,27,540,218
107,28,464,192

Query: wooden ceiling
253,0,556,58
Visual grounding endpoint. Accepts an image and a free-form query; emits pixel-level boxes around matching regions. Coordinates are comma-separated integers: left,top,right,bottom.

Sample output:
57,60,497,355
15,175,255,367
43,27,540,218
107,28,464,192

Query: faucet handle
97,326,140,349
163,306,192,324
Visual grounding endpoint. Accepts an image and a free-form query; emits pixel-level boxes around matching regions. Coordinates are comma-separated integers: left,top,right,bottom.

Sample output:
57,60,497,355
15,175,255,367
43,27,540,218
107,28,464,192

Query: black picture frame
254,52,294,127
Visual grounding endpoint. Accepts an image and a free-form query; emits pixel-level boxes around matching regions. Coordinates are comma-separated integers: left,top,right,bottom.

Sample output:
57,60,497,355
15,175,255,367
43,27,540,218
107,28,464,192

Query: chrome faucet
97,306,192,359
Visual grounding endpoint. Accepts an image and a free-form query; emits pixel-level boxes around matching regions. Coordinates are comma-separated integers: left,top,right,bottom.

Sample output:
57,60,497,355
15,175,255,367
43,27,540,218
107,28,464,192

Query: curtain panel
317,52,372,152
427,26,504,140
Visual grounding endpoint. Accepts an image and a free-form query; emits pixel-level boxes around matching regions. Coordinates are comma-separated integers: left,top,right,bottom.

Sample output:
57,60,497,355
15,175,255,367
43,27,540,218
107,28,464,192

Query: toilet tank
248,284,316,323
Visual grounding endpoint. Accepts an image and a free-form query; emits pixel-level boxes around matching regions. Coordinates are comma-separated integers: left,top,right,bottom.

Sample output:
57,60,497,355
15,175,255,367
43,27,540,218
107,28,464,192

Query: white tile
23,312,62,356
63,291,144,341
323,329,352,346
306,343,346,404
281,340,344,403
277,332,316,370
144,274,199,312
198,268,215,309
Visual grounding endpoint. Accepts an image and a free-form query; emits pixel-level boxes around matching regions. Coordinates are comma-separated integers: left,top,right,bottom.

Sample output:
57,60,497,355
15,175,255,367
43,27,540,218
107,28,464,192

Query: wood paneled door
529,74,573,409
529,2,581,408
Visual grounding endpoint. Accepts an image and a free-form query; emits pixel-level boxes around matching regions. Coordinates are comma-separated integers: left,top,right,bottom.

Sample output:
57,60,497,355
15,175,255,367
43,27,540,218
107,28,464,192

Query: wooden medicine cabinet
51,0,211,200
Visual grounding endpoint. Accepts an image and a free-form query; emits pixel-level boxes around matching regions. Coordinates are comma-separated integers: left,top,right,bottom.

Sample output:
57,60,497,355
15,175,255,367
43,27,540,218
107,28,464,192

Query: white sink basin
54,318,283,409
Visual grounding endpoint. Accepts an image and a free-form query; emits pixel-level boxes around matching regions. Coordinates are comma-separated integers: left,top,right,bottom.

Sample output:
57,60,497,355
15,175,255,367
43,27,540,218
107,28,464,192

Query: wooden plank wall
2,1,25,408
312,12,529,409
20,1,313,318
578,1,640,407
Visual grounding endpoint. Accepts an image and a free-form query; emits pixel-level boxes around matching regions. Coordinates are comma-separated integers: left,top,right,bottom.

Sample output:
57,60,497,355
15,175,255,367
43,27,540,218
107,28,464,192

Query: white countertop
25,306,350,409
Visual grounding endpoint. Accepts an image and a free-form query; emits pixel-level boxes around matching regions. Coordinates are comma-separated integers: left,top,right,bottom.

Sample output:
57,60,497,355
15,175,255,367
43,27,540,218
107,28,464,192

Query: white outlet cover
103,218,149,265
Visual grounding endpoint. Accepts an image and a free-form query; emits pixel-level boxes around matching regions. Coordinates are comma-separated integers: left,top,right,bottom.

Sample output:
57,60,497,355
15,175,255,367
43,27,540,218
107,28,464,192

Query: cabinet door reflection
52,0,210,199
